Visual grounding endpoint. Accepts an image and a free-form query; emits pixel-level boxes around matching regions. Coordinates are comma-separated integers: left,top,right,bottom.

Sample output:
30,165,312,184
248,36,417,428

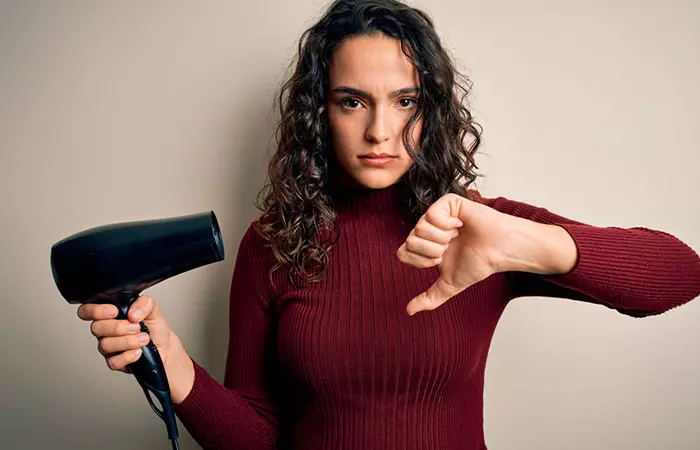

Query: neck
329,176,408,218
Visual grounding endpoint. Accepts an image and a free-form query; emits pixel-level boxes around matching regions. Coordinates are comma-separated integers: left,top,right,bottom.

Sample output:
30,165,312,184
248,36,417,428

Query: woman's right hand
77,295,178,374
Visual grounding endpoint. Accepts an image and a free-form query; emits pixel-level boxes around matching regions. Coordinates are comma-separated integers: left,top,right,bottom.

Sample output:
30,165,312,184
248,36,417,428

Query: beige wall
1,1,699,449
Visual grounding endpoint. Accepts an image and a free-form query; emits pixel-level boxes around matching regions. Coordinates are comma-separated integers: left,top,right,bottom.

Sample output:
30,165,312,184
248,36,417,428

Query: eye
340,98,362,109
398,98,418,109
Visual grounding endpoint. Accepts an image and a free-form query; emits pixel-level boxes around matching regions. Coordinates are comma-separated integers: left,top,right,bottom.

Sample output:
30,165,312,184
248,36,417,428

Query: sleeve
469,190,700,318
173,222,281,449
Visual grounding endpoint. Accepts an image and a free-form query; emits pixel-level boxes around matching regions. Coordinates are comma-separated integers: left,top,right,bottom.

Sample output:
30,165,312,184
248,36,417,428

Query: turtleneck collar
329,179,409,218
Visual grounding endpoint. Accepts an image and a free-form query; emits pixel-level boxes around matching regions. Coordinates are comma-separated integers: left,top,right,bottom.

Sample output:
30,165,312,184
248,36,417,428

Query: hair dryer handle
113,298,179,442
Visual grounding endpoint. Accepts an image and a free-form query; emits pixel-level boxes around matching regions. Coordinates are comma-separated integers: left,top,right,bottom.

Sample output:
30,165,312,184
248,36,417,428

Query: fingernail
104,306,116,317
134,348,142,358
131,309,142,320
452,230,460,239
127,323,141,332
138,333,149,344
434,257,442,264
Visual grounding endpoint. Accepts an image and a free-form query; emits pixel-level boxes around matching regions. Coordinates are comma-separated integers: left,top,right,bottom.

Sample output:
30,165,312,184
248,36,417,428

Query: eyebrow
331,86,420,99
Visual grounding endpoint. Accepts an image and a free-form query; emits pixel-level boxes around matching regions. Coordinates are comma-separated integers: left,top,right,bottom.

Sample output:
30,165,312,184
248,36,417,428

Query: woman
78,0,700,448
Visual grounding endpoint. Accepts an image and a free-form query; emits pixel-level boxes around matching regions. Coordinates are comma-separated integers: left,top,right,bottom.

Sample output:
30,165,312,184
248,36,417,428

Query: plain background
1,0,699,449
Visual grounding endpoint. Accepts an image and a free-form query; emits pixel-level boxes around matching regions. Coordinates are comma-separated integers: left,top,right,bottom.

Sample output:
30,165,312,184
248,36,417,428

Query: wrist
162,332,195,404
502,219,578,275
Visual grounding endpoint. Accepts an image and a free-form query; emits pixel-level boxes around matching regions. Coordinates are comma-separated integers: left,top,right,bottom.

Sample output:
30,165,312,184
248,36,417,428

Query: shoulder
240,219,265,247
228,220,278,280
237,220,275,265
231,220,290,302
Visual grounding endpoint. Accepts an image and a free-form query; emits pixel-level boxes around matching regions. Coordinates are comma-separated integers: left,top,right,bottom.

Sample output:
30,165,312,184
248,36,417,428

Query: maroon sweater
174,183,700,449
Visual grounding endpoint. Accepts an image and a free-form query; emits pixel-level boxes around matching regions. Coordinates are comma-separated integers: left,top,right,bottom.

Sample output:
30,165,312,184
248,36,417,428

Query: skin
327,33,423,189
76,33,578,404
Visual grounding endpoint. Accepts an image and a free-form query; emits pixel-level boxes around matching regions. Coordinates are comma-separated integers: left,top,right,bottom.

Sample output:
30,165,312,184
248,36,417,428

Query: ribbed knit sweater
173,183,700,449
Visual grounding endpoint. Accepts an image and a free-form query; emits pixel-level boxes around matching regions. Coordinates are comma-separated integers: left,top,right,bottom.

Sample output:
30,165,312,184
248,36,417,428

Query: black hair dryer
50,211,225,450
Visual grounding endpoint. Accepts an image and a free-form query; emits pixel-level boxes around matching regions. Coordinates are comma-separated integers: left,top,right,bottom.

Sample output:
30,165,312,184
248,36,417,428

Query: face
327,33,423,189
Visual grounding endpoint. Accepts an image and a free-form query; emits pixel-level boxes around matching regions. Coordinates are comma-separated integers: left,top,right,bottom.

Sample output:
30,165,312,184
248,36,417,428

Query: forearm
471,191,700,316
164,333,278,449
508,222,700,316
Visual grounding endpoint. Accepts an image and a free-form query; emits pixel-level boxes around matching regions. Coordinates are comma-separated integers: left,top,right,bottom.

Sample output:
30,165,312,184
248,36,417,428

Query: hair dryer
50,211,225,450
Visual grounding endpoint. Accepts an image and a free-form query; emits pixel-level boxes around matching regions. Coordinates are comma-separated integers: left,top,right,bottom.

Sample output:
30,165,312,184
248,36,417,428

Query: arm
172,223,281,449
471,191,700,317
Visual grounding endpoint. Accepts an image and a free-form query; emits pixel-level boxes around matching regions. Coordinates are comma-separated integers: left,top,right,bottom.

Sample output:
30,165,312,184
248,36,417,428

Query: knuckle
111,359,122,371
425,209,439,223
90,321,100,337
405,236,418,251
78,304,92,320
148,298,159,316
443,193,460,203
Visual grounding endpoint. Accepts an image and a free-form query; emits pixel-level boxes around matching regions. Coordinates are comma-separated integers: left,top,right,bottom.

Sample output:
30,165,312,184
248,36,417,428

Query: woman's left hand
397,193,577,315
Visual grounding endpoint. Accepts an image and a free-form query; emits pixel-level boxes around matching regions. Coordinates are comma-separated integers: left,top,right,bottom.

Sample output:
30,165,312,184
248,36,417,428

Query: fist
397,193,514,315
77,296,176,372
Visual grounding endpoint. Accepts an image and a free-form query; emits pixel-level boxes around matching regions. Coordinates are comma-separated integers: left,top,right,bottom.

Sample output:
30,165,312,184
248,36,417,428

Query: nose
365,106,390,144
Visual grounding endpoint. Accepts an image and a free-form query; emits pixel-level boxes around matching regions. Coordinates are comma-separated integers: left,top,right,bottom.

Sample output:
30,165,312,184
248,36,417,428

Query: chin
352,172,401,189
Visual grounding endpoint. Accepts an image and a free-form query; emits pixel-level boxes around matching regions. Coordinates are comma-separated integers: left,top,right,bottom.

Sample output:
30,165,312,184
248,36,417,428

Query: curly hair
254,0,483,288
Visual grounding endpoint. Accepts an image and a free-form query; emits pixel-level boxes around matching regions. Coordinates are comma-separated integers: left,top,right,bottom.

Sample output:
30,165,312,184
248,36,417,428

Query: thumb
406,278,461,316
127,295,162,323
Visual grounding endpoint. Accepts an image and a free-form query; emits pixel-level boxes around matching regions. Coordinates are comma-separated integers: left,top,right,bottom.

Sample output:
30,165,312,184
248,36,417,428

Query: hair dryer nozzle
50,211,225,304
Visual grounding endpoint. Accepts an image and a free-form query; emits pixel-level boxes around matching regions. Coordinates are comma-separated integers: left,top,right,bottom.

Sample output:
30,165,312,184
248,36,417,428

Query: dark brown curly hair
254,0,483,288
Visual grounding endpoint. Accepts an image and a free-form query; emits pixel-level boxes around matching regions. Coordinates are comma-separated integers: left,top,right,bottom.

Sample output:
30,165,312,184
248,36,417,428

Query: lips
359,153,397,159
358,153,397,167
